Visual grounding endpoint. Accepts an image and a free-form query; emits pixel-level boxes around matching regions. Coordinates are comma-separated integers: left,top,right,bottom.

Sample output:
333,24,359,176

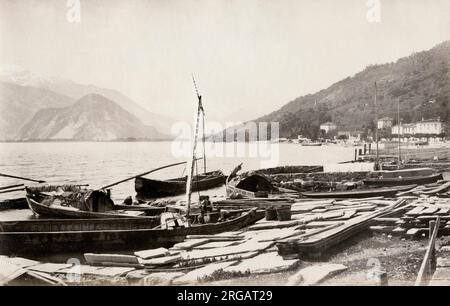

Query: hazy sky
1,0,450,123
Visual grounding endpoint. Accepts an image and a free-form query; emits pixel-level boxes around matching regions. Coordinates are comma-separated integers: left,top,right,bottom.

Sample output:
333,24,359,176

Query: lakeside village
278,117,448,149
1,92,450,287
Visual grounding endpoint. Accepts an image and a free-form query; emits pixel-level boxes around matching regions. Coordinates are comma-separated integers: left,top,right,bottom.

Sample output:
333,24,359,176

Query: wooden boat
226,164,279,199
135,170,226,198
25,185,151,219
0,208,264,254
0,197,28,211
363,168,443,187
301,184,417,199
301,142,322,147
363,173,443,187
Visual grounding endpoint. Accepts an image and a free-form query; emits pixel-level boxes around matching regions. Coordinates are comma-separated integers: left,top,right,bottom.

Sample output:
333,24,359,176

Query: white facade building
320,122,337,133
391,119,444,136
377,117,393,129
415,119,444,135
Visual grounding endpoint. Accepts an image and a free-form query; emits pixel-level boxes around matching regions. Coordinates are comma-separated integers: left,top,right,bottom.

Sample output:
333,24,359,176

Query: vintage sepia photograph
1,0,450,291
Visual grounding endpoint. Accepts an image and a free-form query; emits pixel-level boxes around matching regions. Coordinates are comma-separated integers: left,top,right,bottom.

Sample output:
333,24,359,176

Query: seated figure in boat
200,195,213,214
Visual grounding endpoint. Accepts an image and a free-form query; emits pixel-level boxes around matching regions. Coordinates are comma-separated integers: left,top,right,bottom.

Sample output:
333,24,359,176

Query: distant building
320,122,337,133
415,118,444,135
402,123,416,135
377,117,393,129
297,135,310,142
391,118,444,136
338,131,362,142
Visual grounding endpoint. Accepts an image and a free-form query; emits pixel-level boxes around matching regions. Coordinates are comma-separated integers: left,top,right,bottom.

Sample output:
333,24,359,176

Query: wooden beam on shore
98,158,203,190
415,216,441,286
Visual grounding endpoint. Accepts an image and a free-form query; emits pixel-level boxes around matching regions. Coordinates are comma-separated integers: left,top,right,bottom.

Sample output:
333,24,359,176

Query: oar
0,187,25,194
0,173,46,183
0,184,24,191
98,158,204,190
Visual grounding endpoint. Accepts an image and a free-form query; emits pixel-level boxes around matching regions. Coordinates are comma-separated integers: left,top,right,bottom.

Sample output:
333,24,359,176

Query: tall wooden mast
374,81,380,171
397,98,401,169
186,76,205,218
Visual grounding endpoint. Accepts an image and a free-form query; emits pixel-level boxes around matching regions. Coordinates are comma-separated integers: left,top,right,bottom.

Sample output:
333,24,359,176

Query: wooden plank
406,206,425,216
223,252,300,274
58,265,103,275
186,234,244,241
286,264,347,286
0,261,27,286
405,228,422,238
171,239,210,250
247,220,301,231
305,221,344,229
84,253,140,265
134,248,169,259
142,254,182,266
193,241,239,249
180,241,275,261
436,208,450,215
421,207,440,215
422,181,450,195
244,228,303,242
373,218,401,224
84,267,135,277
0,256,40,268
27,263,72,274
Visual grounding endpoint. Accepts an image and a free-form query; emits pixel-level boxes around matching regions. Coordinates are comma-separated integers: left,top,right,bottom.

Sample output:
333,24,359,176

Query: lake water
0,141,372,221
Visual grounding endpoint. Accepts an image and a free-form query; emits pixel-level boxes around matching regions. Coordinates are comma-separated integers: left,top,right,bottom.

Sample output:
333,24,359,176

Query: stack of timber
371,195,450,238
275,198,408,259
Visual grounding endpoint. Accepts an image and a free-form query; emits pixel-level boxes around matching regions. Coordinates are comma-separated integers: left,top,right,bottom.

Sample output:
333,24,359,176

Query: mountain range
220,40,450,140
17,94,164,141
0,66,174,141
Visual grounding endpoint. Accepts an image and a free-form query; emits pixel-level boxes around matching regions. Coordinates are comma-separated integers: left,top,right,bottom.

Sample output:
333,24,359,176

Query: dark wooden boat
363,168,443,187
0,197,28,211
226,165,278,199
301,142,322,147
25,185,151,219
0,208,264,254
301,184,417,199
363,173,443,187
135,170,226,198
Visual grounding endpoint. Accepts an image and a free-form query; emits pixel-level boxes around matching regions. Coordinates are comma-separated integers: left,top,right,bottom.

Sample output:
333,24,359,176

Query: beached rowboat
301,184,417,199
25,185,152,219
135,170,226,198
0,208,264,254
363,172,443,187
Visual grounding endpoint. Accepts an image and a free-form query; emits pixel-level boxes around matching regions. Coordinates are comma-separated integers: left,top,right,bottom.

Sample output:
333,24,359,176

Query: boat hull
363,173,443,187
0,209,264,254
135,170,226,198
301,184,417,199
26,196,147,219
